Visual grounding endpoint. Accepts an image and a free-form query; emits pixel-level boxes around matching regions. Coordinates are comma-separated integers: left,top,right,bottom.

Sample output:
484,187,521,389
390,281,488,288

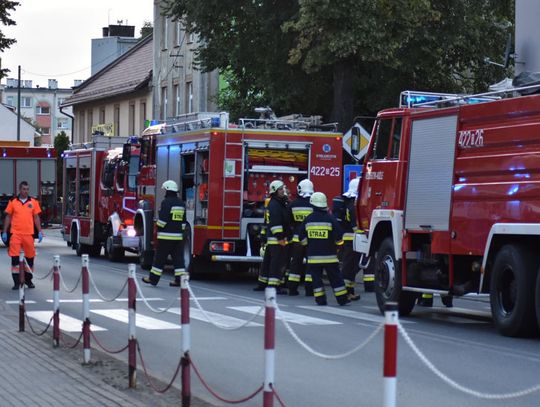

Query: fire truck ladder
221,132,244,239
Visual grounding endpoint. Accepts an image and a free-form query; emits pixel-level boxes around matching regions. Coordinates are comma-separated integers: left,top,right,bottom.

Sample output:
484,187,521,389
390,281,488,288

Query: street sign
343,122,370,161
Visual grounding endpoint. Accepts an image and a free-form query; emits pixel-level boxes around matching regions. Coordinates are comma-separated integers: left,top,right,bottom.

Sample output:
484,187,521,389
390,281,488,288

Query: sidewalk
0,301,215,406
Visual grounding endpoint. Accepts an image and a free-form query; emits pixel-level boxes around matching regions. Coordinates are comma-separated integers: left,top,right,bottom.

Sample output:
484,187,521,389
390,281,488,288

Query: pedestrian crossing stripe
297,306,415,324
26,311,107,332
166,307,262,328
45,298,164,303
91,309,181,330
229,306,341,326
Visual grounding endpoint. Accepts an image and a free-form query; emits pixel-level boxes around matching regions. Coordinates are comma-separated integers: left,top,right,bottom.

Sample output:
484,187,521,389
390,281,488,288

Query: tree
163,0,513,129
54,131,70,198
0,1,19,79
140,20,153,38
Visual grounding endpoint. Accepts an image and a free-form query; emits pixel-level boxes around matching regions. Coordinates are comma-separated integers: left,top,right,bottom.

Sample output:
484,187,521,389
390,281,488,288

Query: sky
1,0,154,89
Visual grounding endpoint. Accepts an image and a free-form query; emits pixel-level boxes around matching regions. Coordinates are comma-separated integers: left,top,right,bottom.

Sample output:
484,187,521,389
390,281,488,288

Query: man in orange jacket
1,181,43,289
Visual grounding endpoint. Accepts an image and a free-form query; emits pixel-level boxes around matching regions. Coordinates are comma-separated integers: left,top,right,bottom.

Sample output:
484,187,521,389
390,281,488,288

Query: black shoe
275,287,288,295
305,287,314,297
169,281,180,287
142,277,157,286
288,288,299,296
418,298,433,307
338,298,351,306
26,281,35,289
364,281,375,292
11,284,18,290
441,295,453,308
316,299,327,306
253,284,266,292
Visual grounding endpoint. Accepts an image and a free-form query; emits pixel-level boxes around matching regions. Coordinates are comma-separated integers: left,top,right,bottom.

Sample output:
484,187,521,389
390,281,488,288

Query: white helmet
343,177,360,198
310,192,328,209
269,180,285,194
162,180,179,192
297,179,314,197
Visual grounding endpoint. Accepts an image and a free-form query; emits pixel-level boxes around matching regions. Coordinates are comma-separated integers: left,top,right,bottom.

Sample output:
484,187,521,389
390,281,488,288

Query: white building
0,103,39,145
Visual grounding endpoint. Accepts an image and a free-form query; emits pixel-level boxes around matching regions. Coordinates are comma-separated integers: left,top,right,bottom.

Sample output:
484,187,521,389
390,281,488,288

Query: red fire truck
0,142,57,232
62,135,141,259
134,113,344,273
354,89,540,337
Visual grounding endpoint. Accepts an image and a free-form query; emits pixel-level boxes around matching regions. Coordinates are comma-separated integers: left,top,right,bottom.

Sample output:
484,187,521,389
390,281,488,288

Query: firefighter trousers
308,263,349,305
287,242,312,290
258,244,287,287
341,241,360,292
147,239,186,285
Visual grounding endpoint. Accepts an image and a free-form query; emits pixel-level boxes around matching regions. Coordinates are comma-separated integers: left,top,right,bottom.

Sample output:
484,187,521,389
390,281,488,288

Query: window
21,97,32,108
161,16,168,49
371,119,392,160
139,101,146,133
175,21,183,46
57,119,68,129
174,84,180,116
79,111,85,142
99,107,105,124
186,82,193,113
39,127,50,135
37,106,50,115
390,118,403,159
187,31,195,43
6,96,14,106
114,105,120,136
161,86,168,119
57,98,65,107
128,102,135,135
87,110,93,139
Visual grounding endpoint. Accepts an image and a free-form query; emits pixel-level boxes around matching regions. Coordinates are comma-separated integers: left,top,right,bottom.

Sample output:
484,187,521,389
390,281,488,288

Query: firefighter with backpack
298,192,350,306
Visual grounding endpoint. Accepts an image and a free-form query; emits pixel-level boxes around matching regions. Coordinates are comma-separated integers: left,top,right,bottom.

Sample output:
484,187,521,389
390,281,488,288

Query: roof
62,34,153,107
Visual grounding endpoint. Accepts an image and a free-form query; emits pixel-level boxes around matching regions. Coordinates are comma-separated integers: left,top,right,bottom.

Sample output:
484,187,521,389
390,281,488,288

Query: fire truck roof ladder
239,115,338,132
221,131,244,239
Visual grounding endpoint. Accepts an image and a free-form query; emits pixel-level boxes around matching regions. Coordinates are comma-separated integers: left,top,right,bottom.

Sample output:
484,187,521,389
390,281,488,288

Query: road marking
45,298,164,303
6,300,36,304
230,306,341,326
189,297,227,301
26,311,106,332
91,309,181,330
297,305,415,324
167,307,262,327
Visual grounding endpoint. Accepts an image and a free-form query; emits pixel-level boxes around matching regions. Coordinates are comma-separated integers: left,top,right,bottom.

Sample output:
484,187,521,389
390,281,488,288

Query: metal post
81,254,91,364
18,250,25,332
181,274,191,406
263,287,277,407
53,255,60,347
128,264,137,388
17,65,21,142
383,302,399,407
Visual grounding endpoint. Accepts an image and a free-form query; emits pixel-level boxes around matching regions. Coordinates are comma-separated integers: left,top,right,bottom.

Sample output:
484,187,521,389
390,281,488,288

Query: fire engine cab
0,142,56,231
355,89,540,337
134,112,343,273
62,134,141,259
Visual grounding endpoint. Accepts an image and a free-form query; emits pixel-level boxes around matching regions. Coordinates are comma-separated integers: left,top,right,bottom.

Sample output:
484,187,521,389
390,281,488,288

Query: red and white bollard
81,254,91,364
383,302,399,407
263,287,277,407
128,264,137,388
181,274,191,406
53,255,60,347
18,250,25,332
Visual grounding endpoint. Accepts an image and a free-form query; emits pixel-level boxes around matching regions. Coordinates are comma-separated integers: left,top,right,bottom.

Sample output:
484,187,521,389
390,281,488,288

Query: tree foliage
54,131,70,198
163,0,513,129
0,1,19,79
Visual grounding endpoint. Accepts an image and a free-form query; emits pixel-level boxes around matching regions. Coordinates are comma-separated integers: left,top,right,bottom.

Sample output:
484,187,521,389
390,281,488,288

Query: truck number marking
310,166,341,177
458,129,484,149
365,171,384,180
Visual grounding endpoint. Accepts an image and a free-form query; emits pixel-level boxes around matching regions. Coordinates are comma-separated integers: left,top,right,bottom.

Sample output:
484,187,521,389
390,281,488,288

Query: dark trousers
148,239,185,284
11,256,34,285
258,244,287,286
341,241,360,289
287,242,312,289
309,263,348,305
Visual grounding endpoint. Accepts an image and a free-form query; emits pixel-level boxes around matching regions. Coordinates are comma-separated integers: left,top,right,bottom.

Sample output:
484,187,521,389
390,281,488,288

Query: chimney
102,26,109,37
74,79,83,87
48,79,58,89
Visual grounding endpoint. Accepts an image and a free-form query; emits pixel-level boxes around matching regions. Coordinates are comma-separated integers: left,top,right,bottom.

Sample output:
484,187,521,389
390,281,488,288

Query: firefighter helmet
343,177,360,198
297,179,314,197
269,180,285,194
162,180,179,192
310,192,328,209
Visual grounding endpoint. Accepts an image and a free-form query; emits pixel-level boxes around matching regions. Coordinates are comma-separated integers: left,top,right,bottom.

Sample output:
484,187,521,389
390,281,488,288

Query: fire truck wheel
375,237,417,317
535,272,540,333
105,235,124,262
138,239,153,270
490,244,537,337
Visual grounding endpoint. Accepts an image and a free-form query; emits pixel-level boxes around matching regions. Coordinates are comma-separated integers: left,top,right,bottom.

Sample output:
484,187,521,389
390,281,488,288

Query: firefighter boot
142,274,159,286
304,284,314,297
347,287,361,301
418,293,433,307
287,281,300,296
11,273,19,290
169,276,181,287
364,280,375,292
441,295,453,308
315,296,327,306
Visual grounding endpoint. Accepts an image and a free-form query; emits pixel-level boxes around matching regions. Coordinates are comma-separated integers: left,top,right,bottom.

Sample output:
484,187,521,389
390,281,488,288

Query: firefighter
299,192,350,306
287,179,314,296
253,180,290,294
1,181,43,290
333,177,362,301
142,180,187,287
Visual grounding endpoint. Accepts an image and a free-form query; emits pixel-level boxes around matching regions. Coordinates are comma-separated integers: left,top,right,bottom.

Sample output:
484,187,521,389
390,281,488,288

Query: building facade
152,0,219,120
1,79,73,145
91,24,140,75
63,35,153,144
0,104,39,145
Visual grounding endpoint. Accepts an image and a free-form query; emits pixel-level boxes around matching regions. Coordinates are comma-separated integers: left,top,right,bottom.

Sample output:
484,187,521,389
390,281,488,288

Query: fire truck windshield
128,156,140,191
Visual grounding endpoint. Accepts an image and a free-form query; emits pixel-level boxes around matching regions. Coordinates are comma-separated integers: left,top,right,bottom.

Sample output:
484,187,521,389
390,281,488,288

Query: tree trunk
330,59,355,133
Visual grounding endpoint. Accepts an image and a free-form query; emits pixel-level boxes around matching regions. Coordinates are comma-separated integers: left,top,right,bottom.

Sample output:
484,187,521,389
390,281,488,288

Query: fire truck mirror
351,126,360,156
122,143,131,163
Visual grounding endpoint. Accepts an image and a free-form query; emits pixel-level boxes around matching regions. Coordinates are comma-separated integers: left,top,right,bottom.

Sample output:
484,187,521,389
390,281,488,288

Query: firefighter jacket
339,196,358,242
155,194,186,240
265,195,290,245
299,208,344,264
288,196,314,242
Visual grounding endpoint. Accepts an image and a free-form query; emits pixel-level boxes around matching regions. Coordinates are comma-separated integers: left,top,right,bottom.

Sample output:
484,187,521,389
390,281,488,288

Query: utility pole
17,65,21,141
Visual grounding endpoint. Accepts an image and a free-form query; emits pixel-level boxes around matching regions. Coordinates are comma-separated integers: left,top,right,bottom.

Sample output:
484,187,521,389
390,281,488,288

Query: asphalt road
1,231,540,407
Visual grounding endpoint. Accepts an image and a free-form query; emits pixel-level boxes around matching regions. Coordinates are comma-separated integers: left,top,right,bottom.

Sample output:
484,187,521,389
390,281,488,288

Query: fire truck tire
490,244,537,337
535,272,540,333
375,237,417,317
139,240,153,270
87,243,102,258
105,235,124,262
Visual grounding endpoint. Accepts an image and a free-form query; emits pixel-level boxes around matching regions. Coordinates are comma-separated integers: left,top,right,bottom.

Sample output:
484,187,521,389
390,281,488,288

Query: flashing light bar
400,91,500,108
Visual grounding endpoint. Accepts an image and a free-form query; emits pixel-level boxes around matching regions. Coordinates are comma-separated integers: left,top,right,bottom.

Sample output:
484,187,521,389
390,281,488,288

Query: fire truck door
358,117,402,230
404,115,457,231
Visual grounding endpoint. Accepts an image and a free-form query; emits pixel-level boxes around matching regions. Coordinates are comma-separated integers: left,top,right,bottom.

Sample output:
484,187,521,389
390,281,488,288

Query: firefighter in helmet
299,192,350,306
254,179,290,294
287,179,314,296
142,180,187,287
